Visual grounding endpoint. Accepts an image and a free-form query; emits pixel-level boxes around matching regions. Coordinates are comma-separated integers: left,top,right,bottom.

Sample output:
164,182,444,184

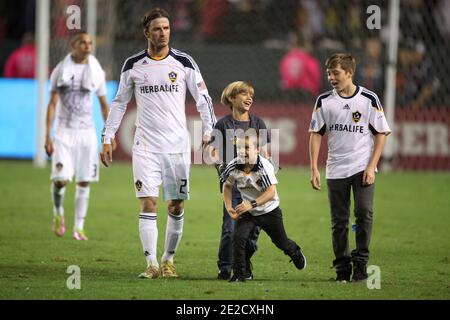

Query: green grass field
0,160,449,300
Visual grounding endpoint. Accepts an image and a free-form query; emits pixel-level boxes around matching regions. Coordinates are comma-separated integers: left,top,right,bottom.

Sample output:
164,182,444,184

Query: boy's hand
310,168,321,190
235,201,252,215
227,207,239,220
363,166,376,186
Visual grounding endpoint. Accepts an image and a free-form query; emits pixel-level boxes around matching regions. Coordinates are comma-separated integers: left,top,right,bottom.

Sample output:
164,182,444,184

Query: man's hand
235,201,252,215
226,207,239,220
101,143,113,167
363,166,376,186
310,168,321,190
201,134,211,151
111,138,117,151
45,136,53,157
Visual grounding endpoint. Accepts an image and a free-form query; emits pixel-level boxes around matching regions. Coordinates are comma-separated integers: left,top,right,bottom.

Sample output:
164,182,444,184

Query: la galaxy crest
352,111,362,123
256,179,263,188
168,71,177,83
56,162,63,172
135,180,143,192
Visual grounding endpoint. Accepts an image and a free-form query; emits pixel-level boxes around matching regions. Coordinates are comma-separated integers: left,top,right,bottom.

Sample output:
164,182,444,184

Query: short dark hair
325,53,356,75
142,8,170,30
69,30,89,46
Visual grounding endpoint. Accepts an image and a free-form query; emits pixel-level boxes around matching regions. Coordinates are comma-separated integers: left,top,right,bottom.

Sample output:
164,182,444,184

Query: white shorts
132,150,190,201
50,128,99,182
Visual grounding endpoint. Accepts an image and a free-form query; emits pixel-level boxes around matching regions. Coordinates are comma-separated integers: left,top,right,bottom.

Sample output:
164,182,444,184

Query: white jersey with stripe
309,86,391,179
220,155,279,216
102,48,216,153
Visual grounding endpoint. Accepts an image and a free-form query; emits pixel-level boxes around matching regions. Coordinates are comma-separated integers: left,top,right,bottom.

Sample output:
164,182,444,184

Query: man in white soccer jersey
100,8,216,279
220,135,306,282
45,31,112,241
309,53,391,283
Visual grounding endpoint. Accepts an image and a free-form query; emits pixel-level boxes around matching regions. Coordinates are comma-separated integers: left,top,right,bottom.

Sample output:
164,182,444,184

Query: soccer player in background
220,135,306,282
101,8,216,279
45,31,112,241
309,53,391,283
208,81,269,280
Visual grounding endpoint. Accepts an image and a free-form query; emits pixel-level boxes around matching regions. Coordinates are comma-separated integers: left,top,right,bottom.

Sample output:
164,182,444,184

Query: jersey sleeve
95,69,107,97
368,94,391,135
219,160,237,185
49,63,62,93
308,96,326,135
260,158,278,189
95,78,107,97
101,64,134,144
185,61,216,138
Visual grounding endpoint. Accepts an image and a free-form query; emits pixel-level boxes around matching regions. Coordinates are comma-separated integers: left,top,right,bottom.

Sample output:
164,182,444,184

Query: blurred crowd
0,0,449,106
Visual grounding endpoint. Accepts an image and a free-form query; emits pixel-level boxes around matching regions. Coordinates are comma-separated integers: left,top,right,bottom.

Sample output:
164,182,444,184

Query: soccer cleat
228,274,246,282
244,259,254,280
73,228,88,241
289,246,307,270
336,273,351,283
161,260,178,278
52,216,66,237
217,270,231,280
352,263,368,283
138,264,159,279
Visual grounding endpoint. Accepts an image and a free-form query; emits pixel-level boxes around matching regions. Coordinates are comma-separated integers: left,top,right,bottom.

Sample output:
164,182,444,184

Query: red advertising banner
112,102,450,170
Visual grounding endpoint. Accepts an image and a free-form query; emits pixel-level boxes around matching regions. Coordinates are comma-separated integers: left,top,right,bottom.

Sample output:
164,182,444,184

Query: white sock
51,183,65,217
162,211,184,263
139,213,158,267
74,185,90,230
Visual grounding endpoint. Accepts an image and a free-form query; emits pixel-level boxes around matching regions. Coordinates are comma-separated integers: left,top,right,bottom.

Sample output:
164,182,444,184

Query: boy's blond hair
220,81,254,109
325,53,356,75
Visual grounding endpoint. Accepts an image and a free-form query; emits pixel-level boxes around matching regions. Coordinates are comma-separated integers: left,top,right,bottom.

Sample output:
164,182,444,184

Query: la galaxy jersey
309,86,391,179
103,48,216,153
220,155,279,216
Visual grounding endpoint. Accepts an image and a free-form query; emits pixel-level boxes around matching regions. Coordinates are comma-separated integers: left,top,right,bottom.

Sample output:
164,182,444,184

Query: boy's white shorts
132,150,190,201
50,128,99,182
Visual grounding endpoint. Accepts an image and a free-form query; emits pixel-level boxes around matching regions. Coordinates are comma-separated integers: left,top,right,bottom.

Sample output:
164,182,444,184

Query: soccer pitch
0,160,449,300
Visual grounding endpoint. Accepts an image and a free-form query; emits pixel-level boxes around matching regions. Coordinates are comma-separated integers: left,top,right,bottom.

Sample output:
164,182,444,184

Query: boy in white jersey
45,31,112,240
220,136,306,282
309,54,391,283
101,8,216,279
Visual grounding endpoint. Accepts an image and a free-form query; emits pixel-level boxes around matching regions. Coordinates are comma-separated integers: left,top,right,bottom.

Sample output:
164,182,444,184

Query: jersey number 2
179,179,187,194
